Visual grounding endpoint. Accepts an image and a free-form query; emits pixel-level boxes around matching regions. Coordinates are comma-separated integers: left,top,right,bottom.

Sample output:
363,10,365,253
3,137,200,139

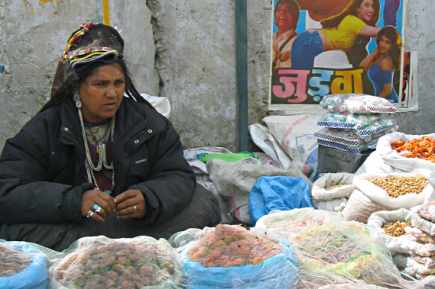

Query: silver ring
134,205,137,212
91,203,103,214
86,210,95,218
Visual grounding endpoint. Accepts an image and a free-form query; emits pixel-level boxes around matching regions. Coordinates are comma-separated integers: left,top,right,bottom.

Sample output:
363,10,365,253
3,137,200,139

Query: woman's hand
81,189,116,222
114,189,146,219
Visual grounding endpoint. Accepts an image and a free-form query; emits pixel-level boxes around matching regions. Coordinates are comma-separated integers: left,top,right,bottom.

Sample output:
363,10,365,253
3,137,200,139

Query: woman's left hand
114,189,146,219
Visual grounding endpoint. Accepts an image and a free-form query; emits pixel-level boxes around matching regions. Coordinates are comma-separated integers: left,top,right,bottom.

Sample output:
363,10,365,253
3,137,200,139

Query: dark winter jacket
0,97,195,225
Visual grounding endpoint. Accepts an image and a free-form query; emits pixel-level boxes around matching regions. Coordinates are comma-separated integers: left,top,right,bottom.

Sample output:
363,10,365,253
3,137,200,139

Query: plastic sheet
182,224,299,289
0,241,49,289
50,236,184,289
248,176,313,225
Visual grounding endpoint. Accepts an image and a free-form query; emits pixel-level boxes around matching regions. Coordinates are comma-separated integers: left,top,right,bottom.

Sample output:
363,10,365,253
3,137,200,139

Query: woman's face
356,0,375,23
378,35,393,54
79,63,126,123
275,3,295,31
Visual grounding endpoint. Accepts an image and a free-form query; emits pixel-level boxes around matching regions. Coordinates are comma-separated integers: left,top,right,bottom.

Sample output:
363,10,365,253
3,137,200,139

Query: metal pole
102,0,111,25
235,0,249,151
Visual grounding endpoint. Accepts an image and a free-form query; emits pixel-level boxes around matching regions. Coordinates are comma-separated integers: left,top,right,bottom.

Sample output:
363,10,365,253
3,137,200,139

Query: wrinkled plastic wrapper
0,241,49,289
320,94,397,114
50,236,184,289
254,210,410,288
181,224,299,289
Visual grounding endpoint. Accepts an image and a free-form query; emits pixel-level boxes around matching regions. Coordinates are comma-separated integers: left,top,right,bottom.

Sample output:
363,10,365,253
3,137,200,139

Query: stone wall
0,0,433,152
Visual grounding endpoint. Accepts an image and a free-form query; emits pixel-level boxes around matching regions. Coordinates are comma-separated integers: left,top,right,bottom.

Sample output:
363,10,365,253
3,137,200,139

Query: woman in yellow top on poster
291,0,381,69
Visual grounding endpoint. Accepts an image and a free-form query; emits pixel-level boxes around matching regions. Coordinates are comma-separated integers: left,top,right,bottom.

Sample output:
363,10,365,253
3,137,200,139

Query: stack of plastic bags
316,94,397,154
0,241,49,289
181,224,299,289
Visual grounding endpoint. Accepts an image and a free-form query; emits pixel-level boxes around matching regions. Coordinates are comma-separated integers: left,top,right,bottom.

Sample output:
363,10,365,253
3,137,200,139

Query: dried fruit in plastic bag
188,224,282,267
52,236,183,289
0,244,32,276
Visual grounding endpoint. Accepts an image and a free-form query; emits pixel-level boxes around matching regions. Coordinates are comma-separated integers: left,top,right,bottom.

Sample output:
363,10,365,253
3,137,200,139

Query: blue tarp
249,176,313,225
183,241,299,289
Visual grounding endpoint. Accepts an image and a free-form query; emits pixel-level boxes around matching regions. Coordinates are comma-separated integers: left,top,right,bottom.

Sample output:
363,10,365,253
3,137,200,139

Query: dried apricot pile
391,136,435,162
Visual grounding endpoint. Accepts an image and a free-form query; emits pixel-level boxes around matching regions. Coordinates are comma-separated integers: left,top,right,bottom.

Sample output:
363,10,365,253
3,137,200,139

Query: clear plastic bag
253,208,344,241
181,224,299,289
320,94,397,114
50,236,184,289
318,113,397,142
255,211,409,288
293,222,409,288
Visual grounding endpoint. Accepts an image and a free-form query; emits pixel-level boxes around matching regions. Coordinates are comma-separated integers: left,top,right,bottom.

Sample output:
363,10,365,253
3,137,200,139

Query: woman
360,26,400,103
272,0,299,69
0,23,220,250
291,0,380,69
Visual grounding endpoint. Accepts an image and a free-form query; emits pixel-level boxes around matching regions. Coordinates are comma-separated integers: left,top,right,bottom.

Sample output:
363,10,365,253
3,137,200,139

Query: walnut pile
383,221,409,237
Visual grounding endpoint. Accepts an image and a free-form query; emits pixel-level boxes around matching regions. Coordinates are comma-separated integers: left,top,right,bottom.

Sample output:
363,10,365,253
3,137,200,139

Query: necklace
75,95,115,190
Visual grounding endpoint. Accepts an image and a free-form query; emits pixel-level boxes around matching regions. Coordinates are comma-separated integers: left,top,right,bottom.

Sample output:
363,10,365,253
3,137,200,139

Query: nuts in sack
383,221,409,237
369,176,428,198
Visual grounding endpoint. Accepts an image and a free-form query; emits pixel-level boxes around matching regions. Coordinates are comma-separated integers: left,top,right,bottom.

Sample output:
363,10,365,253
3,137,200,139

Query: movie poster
270,0,409,109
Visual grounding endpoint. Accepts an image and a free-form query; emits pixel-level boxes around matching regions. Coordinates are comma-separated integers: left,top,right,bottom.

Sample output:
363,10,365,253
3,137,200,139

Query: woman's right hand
81,189,116,222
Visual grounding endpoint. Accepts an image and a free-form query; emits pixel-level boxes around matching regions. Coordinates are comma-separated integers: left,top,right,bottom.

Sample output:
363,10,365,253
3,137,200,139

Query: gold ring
134,205,137,211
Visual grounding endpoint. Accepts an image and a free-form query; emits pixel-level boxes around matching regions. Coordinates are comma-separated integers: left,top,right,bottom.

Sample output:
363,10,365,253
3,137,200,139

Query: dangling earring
74,93,82,109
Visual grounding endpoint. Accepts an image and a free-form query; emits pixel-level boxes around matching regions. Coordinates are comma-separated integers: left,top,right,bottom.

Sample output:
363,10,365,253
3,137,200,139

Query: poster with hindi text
270,0,412,110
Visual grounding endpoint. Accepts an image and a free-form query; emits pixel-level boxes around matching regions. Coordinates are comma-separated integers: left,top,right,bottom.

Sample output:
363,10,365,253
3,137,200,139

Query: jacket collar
58,97,155,148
